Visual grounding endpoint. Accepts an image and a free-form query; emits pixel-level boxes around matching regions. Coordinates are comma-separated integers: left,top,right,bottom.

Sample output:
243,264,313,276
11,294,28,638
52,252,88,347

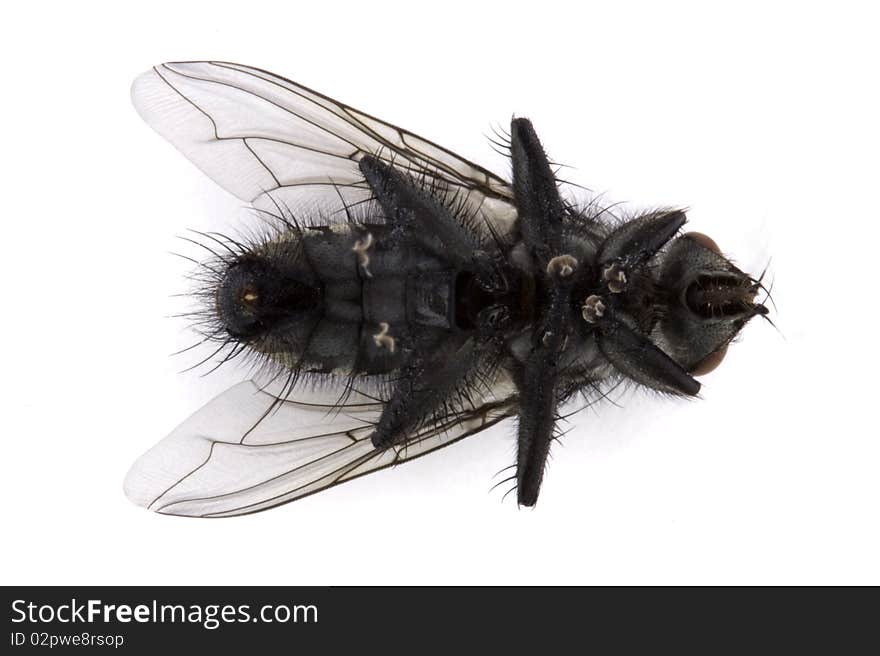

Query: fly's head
652,231,769,375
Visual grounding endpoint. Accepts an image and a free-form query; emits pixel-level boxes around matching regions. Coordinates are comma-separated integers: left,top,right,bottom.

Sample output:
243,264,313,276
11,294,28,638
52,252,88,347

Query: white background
2,1,878,585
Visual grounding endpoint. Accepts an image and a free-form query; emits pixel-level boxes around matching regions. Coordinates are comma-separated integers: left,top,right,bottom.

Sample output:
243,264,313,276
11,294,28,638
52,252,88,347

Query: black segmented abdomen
283,223,457,377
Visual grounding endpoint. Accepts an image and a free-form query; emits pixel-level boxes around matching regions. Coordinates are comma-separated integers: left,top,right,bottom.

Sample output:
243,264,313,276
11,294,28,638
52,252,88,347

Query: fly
124,62,770,516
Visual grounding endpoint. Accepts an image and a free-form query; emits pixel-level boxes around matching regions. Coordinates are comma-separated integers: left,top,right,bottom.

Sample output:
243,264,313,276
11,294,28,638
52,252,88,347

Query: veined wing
124,381,516,517
131,61,516,231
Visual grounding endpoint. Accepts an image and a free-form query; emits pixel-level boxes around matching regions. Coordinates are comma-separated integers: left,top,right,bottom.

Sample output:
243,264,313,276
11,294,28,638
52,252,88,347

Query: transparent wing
131,61,517,232
124,381,516,517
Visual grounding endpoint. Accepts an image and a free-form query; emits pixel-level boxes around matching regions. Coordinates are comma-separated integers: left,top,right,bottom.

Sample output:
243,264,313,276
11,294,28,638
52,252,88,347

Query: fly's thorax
497,230,613,380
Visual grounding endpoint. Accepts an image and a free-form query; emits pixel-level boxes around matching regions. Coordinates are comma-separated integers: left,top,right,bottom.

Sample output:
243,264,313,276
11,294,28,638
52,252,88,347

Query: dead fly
125,62,769,516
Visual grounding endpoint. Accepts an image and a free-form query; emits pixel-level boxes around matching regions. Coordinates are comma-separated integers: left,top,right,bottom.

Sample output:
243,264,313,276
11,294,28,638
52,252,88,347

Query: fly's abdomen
226,223,457,378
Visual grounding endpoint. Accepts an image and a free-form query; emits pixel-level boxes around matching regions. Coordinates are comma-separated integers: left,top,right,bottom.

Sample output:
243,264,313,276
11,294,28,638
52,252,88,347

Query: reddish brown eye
688,343,729,376
685,231,721,255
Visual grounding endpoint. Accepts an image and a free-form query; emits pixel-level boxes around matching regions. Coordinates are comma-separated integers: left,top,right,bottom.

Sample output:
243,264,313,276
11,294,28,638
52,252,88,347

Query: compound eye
685,231,722,255
688,343,728,376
